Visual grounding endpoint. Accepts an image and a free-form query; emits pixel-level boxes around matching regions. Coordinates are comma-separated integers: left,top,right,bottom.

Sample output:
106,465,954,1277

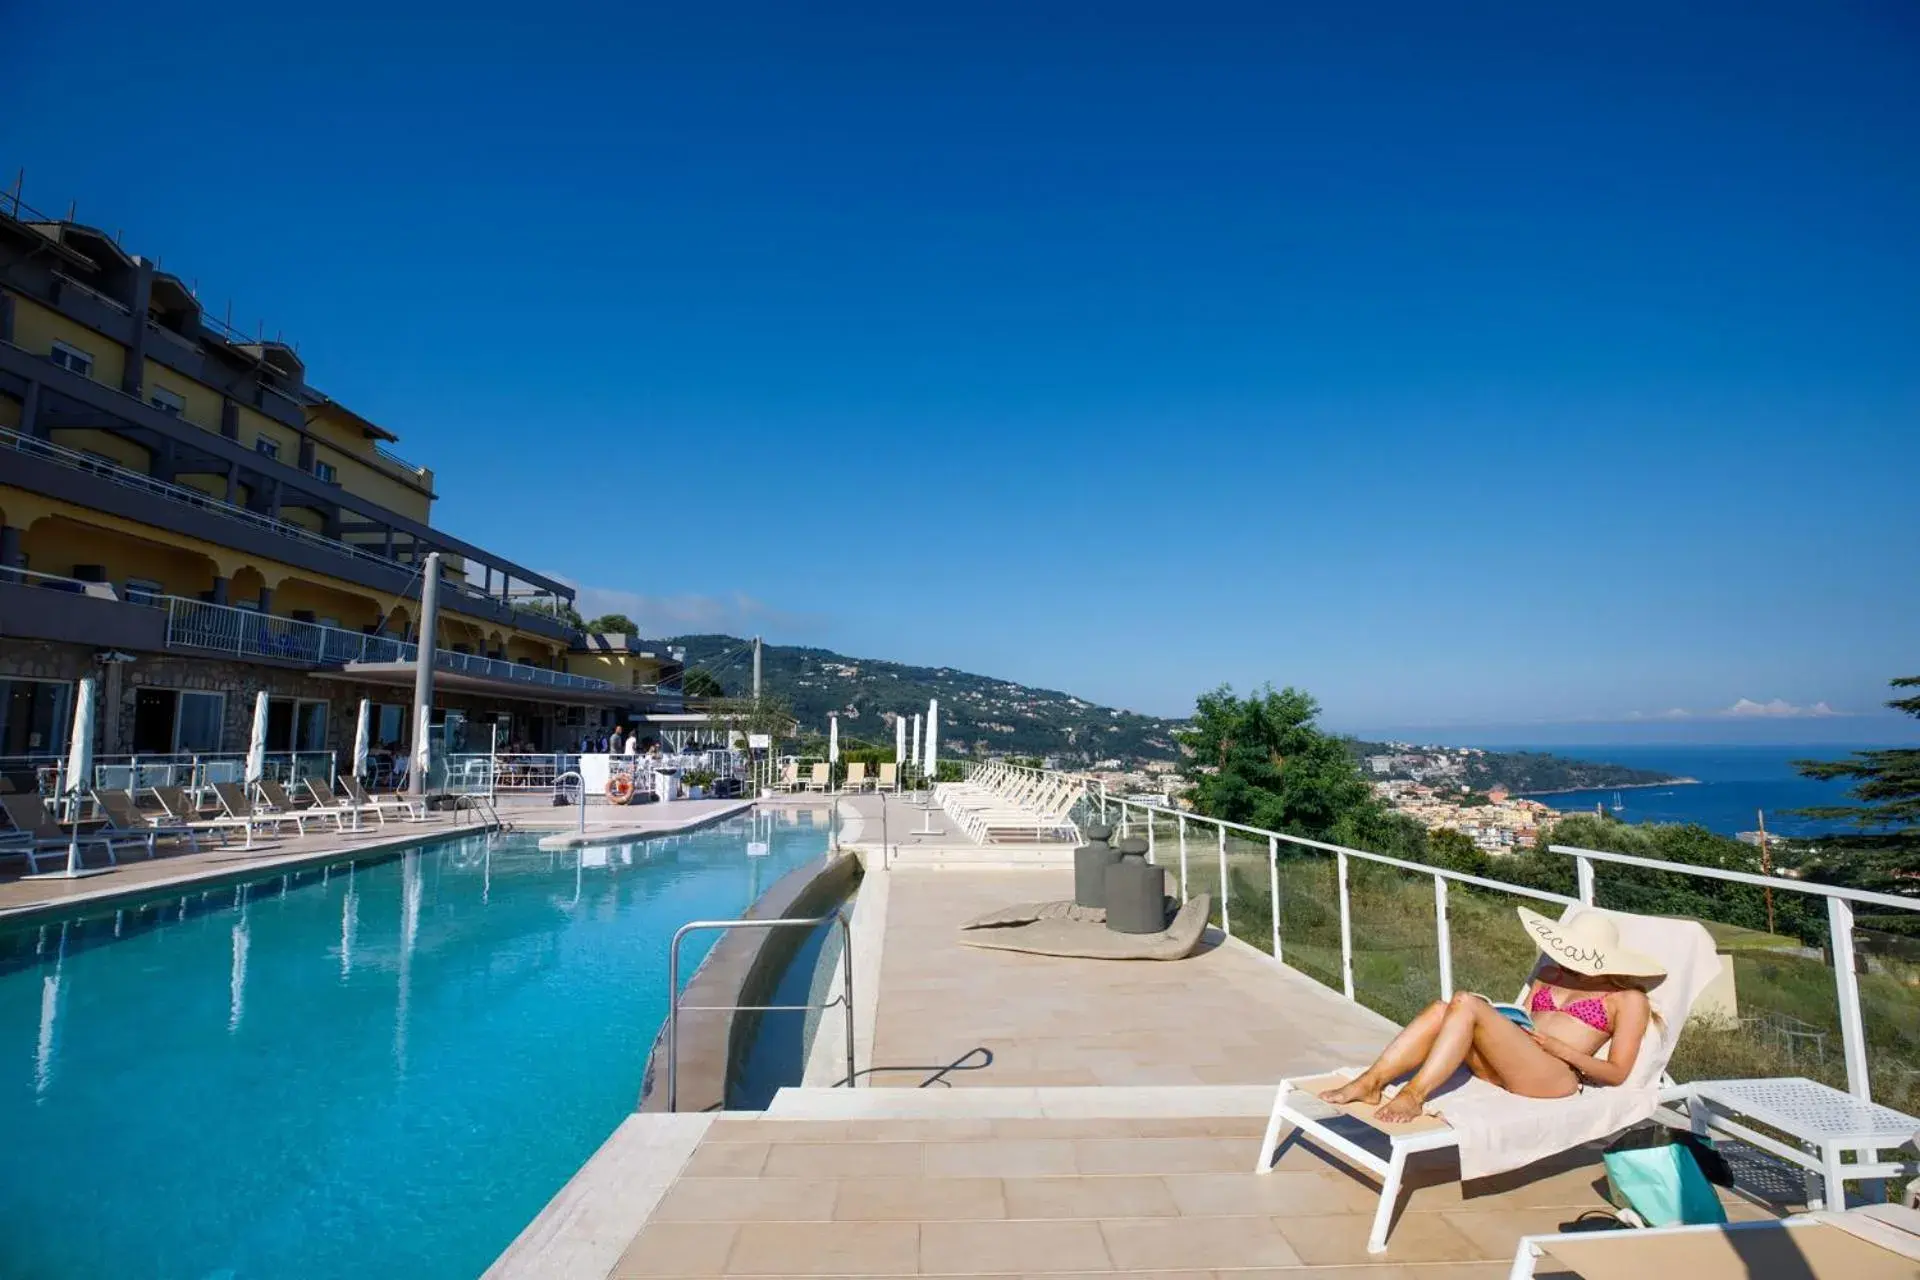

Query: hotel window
0,678,74,755
131,688,226,753
294,700,329,753
314,460,338,483
255,436,280,461
49,341,94,378
150,386,186,416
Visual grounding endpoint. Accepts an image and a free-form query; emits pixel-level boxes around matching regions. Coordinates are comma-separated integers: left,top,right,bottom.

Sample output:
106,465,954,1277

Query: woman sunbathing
1320,907,1665,1124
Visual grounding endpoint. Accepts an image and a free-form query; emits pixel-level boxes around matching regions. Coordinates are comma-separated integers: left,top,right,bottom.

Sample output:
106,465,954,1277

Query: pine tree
1791,676,1920,928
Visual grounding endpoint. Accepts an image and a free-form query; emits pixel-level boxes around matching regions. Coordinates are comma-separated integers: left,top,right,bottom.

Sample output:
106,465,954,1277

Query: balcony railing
163,596,617,693
2,421,575,635
2,422,406,575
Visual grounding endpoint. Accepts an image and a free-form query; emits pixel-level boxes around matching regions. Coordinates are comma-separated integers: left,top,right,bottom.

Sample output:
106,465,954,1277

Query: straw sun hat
1515,906,1666,979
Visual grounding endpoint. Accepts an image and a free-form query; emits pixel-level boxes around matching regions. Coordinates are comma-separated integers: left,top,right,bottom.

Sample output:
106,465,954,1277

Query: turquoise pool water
0,811,830,1279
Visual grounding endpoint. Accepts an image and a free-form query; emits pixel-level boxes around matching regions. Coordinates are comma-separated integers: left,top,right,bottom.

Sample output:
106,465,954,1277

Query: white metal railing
0,750,337,804
1078,778,1918,1108
1,422,409,575
162,596,616,692
439,749,751,800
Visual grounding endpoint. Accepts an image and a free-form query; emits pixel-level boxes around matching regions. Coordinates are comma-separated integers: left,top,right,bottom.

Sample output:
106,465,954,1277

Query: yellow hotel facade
0,193,679,765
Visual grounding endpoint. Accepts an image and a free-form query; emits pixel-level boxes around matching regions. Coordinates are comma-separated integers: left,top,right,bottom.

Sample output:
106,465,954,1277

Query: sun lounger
2,792,146,872
212,782,297,841
339,775,427,823
254,779,348,835
1255,905,1721,1254
777,761,801,793
90,789,200,857
843,762,868,793
151,786,258,848
876,762,899,792
305,778,375,832
1509,1202,1920,1280
807,763,830,792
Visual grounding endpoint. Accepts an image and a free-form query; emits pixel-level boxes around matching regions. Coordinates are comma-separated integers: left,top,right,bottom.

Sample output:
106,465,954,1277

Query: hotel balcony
0,423,573,642
0,567,630,704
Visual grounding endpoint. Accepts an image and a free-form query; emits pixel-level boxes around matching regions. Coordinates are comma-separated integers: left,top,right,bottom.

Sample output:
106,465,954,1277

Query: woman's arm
1529,992,1651,1087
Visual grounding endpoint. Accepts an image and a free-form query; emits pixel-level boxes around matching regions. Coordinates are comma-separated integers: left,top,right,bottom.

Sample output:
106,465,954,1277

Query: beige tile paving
0,796,748,919
595,1113,1681,1276
1001,1174,1179,1219
725,1221,920,1275
649,1177,838,1223
1099,1213,1304,1270
919,1219,1112,1273
867,868,1395,1090
834,1177,1007,1221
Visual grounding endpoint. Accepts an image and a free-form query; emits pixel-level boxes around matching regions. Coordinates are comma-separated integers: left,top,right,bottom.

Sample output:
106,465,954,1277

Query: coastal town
1081,741,1632,852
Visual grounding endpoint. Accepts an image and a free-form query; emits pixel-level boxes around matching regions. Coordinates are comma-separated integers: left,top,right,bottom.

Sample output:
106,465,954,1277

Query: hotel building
0,193,680,766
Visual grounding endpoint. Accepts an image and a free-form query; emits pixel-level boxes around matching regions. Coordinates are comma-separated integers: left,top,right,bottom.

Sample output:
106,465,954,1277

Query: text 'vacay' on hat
1515,906,1667,978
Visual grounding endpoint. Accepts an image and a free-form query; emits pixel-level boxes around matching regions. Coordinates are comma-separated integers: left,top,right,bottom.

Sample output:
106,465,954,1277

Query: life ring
606,773,636,805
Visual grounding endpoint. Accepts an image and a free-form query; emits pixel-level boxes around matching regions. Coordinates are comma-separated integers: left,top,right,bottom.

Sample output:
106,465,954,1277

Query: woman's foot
1318,1077,1382,1106
1373,1089,1428,1124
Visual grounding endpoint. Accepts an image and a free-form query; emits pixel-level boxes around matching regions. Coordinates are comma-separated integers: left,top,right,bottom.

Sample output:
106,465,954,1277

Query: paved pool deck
0,795,751,921
491,858,1791,1277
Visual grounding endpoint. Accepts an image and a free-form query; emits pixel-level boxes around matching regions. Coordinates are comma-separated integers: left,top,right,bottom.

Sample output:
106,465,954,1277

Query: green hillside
667,634,1182,765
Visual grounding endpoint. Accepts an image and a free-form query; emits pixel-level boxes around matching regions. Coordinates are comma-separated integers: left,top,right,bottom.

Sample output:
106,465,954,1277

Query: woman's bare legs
1320,1000,1450,1104
1373,993,1577,1122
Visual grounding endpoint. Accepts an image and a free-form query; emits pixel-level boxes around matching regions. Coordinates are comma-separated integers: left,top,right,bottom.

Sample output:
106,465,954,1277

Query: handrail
1086,778,1917,1106
666,913,855,1111
160,595,616,692
1549,843,1920,913
551,769,586,837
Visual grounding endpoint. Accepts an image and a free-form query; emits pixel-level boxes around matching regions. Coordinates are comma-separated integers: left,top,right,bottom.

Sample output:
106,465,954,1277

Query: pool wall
637,849,862,1113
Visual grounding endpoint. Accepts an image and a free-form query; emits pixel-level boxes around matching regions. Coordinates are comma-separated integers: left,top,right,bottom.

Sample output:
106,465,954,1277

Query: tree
585,613,638,635
1426,828,1489,876
1792,676,1920,924
683,667,726,699
1174,684,1378,841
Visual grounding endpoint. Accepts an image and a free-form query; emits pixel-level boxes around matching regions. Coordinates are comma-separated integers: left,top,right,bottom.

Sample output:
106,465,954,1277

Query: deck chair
777,760,801,793
876,762,899,792
151,786,258,848
339,775,427,823
3,792,149,872
90,788,200,857
305,778,374,832
1511,1202,1920,1279
843,762,868,793
254,779,346,835
1254,905,1722,1255
808,762,830,792
212,782,297,841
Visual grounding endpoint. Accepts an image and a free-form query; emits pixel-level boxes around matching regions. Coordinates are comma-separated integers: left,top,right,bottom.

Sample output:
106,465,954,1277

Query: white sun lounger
1255,905,1721,1254
1509,1202,1920,1280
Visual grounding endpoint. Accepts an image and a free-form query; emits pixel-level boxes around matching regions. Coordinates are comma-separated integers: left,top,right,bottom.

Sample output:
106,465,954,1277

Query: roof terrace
488,778,1918,1278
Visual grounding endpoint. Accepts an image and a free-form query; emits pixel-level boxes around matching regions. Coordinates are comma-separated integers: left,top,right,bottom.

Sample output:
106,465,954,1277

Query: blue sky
7,2,1917,741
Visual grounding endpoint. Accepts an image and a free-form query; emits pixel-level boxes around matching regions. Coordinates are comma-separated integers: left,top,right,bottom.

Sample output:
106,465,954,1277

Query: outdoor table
1681,1076,1919,1210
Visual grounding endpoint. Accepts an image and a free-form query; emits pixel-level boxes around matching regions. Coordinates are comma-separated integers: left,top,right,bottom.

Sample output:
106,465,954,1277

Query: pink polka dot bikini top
1530,986,1612,1033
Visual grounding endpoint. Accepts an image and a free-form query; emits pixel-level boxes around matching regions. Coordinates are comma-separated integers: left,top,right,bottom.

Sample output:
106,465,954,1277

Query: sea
1506,744,1883,840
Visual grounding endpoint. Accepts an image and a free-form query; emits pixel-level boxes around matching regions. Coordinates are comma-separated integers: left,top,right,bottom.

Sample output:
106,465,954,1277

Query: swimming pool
0,811,831,1279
